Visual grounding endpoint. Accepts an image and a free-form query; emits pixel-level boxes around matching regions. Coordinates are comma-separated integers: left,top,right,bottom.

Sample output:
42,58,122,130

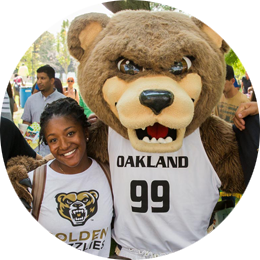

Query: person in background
64,77,79,103
214,64,250,206
251,80,260,101
54,78,64,94
233,100,260,260
214,65,250,123
32,78,63,95
79,92,94,117
31,81,38,94
0,117,43,166
241,71,252,95
13,73,25,107
4,78,18,120
0,42,14,120
18,63,29,84
21,65,65,156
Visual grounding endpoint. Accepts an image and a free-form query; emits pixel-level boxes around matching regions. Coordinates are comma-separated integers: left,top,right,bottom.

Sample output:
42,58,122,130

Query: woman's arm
6,228,28,260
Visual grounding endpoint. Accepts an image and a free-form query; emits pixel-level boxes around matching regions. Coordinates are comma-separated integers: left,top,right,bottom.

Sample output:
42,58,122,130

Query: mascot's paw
107,255,131,260
6,155,50,210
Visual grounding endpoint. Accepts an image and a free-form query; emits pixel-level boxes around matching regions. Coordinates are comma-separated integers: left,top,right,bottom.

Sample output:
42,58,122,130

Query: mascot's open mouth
136,123,177,143
71,209,86,222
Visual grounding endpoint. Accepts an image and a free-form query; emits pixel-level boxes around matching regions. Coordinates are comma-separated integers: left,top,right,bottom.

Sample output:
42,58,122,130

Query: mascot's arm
200,115,245,194
6,120,109,210
87,120,109,164
6,155,51,210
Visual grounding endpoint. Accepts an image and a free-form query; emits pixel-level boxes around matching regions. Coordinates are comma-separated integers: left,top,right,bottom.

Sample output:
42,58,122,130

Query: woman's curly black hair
39,97,90,145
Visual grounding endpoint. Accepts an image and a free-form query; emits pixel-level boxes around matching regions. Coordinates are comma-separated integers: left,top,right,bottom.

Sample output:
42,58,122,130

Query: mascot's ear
67,13,110,61
191,11,232,53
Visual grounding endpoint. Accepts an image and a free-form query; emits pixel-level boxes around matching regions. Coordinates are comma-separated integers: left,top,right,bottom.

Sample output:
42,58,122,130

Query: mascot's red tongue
147,123,168,139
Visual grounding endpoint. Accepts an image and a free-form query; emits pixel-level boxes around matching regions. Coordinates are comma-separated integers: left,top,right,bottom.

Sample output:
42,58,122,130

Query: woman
64,77,79,103
28,98,113,257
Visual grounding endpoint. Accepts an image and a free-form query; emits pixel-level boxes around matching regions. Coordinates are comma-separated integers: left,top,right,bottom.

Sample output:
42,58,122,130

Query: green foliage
103,0,150,13
150,0,189,11
12,43,32,73
150,0,228,14
19,31,57,83
56,19,71,76
225,49,245,79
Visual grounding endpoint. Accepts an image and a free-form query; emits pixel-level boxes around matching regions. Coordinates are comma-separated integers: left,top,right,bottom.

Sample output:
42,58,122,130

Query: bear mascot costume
7,10,245,259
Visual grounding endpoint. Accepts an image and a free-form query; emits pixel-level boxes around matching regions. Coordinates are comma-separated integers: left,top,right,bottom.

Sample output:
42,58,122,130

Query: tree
56,20,71,78
12,43,32,74
225,49,245,80
103,0,150,13
100,0,223,13
19,31,58,83
150,0,188,11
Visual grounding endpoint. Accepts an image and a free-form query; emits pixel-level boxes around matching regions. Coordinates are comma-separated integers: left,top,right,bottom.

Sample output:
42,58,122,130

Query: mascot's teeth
165,137,173,143
158,138,166,143
64,149,76,156
142,136,173,144
151,138,157,143
143,137,150,143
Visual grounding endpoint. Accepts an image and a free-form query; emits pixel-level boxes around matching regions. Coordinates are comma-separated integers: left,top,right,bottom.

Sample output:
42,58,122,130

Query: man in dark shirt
234,114,260,260
241,72,252,94
0,117,42,166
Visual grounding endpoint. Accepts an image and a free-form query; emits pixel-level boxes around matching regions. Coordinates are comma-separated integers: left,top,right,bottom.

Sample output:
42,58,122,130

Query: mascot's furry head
67,10,229,153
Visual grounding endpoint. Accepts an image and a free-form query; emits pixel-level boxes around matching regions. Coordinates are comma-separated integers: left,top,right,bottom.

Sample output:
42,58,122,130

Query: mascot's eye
82,198,89,203
65,199,73,205
169,56,192,75
117,59,143,75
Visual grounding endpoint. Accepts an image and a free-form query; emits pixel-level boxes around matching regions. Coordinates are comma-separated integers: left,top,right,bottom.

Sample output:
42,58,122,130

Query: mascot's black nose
139,90,174,115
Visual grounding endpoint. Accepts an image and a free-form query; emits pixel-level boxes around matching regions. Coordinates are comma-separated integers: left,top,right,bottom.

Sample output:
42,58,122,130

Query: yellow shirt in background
214,92,250,123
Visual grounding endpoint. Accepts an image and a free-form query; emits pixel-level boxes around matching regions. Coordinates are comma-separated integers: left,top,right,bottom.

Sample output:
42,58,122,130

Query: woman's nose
59,138,69,150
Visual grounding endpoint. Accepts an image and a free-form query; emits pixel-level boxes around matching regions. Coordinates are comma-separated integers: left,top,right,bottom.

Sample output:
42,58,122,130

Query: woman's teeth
64,149,76,156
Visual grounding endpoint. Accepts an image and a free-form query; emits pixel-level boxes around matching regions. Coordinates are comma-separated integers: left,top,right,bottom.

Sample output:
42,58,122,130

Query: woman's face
44,115,89,171
67,78,74,87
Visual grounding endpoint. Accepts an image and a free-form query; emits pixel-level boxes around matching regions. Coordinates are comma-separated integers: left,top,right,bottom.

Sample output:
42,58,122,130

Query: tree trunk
103,0,150,13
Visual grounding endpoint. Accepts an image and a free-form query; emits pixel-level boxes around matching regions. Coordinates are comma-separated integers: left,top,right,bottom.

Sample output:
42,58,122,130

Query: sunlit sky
0,0,112,43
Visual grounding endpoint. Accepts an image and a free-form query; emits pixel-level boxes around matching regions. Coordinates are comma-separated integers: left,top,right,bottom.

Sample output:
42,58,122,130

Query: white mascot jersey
108,127,221,259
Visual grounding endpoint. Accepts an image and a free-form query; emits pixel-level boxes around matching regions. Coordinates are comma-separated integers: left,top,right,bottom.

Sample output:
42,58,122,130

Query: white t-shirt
108,127,221,259
28,159,113,257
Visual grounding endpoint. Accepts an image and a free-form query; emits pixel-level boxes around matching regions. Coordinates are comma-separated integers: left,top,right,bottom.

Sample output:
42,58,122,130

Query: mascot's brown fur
67,11,245,193
7,156,48,206
7,9,244,229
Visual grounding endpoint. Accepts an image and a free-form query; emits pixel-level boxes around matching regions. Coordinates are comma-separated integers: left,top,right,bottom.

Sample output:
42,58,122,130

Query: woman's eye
117,59,143,75
49,138,57,144
169,56,192,75
67,131,75,137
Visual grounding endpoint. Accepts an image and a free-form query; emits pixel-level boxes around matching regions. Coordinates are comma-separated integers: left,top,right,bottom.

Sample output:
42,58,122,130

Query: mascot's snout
139,90,174,115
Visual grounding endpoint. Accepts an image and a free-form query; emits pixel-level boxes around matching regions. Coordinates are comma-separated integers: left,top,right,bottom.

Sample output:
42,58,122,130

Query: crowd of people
0,63,259,257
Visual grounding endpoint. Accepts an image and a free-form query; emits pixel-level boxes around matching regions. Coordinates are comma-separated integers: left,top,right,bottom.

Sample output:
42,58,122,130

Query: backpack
32,161,112,220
